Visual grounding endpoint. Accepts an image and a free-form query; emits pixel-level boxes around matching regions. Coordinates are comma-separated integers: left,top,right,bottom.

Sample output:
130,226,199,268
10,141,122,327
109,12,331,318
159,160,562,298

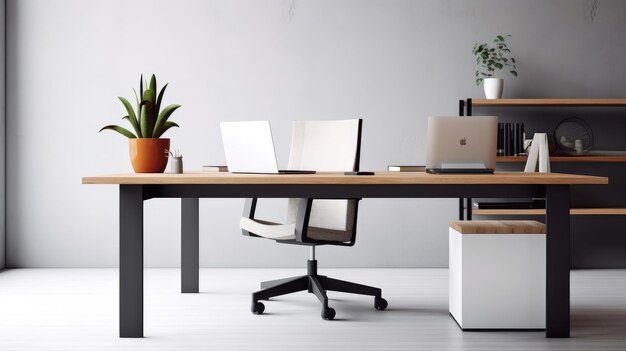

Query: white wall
5,0,626,268
0,0,4,270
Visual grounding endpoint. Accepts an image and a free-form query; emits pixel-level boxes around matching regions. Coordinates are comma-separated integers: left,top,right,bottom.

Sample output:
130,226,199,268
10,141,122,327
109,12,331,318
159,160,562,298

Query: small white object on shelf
575,139,584,155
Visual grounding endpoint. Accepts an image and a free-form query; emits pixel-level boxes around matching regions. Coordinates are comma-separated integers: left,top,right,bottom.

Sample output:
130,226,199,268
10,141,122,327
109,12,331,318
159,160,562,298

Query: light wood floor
0,268,625,350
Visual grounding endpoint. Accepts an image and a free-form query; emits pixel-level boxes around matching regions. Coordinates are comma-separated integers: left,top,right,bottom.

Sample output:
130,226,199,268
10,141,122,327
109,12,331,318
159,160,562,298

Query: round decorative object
554,118,593,155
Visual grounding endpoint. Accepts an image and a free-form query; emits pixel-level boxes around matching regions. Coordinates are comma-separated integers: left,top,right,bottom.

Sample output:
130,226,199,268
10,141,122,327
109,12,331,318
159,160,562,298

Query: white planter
483,78,504,99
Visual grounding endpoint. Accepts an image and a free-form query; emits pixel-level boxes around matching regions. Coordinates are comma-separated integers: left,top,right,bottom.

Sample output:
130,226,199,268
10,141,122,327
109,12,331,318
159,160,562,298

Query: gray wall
5,0,626,268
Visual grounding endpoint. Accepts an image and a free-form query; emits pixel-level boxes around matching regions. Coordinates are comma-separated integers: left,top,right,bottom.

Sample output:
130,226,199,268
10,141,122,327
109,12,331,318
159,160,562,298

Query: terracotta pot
128,138,170,173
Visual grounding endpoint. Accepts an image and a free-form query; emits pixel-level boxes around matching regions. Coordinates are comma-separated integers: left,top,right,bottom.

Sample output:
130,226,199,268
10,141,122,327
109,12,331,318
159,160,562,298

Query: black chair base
251,259,388,320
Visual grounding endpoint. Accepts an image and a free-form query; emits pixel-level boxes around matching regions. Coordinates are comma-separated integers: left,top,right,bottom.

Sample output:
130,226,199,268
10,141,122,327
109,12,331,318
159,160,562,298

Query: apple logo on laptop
460,137,467,146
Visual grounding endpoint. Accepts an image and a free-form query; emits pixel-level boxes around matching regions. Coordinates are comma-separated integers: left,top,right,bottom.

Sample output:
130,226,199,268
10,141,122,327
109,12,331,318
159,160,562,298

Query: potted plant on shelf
100,74,181,173
473,35,518,99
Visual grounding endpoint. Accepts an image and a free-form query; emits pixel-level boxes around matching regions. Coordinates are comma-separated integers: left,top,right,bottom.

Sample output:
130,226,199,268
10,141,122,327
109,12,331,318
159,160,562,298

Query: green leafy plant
100,74,181,138
472,35,517,86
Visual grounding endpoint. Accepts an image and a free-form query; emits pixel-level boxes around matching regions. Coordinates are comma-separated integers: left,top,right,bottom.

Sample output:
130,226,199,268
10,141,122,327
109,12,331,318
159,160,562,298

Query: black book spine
504,123,511,156
497,123,504,156
501,123,505,156
509,123,515,156
519,123,526,154
501,123,504,156
513,123,520,156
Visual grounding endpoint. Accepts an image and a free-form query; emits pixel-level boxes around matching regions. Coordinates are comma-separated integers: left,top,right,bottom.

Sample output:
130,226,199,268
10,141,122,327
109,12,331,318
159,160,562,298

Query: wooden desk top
82,171,608,185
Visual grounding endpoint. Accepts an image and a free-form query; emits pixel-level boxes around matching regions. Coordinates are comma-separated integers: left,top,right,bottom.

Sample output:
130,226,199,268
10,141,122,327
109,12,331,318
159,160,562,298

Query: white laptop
220,121,316,174
425,116,498,174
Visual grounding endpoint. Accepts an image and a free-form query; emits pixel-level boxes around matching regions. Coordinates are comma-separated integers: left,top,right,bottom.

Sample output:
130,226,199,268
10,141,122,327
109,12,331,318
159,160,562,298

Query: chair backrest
286,119,362,243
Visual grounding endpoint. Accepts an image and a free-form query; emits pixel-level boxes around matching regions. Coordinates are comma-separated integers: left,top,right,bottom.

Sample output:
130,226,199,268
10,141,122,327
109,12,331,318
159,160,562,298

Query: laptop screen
220,121,280,173
425,116,498,172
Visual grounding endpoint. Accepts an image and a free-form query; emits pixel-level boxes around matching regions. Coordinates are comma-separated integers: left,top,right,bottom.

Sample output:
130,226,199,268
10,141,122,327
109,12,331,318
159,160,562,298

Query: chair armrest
241,198,258,237
294,198,313,243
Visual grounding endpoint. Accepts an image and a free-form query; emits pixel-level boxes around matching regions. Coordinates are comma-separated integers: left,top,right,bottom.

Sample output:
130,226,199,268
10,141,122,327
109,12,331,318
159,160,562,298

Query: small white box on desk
449,220,546,329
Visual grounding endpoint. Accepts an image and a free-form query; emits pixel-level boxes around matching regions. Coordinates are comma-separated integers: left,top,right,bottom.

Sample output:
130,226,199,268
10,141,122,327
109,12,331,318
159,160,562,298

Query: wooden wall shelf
462,97,626,267
470,98,626,107
473,208,626,216
497,155,626,163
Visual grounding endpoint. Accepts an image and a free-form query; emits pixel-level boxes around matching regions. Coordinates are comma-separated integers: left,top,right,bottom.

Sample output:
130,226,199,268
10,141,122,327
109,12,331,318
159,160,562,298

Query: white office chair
240,119,388,320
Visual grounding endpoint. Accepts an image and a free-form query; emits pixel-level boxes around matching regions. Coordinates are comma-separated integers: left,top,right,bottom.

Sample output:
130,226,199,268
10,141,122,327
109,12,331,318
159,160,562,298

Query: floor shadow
572,307,626,339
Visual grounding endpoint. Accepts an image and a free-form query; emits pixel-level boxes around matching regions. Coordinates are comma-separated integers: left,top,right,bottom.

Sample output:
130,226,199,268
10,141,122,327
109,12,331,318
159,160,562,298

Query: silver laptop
220,121,315,174
425,116,498,174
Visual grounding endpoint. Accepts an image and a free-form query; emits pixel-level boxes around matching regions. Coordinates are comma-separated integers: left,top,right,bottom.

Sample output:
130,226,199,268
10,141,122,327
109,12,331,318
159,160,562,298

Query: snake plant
100,74,181,138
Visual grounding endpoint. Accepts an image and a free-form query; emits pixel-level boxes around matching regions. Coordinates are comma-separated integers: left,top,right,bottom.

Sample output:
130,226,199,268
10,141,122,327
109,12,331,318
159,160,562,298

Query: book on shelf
202,165,228,172
497,122,525,156
387,165,426,172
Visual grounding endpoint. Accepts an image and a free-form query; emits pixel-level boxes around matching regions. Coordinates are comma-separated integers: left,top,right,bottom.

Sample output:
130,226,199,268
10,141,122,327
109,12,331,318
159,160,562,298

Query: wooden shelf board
473,208,626,216
470,98,626,107
497,155,626,163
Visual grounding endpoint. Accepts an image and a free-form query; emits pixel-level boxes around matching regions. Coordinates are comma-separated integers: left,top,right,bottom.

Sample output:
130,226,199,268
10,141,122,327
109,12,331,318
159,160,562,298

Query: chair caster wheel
375,297,388,310
321,307,336,320
252,301,265,314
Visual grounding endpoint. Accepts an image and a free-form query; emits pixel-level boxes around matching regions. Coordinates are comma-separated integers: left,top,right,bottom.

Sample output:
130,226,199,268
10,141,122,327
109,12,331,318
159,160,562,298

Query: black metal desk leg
545,185,570,338
181,198,199,293
119,185,144,338
458,198,464,220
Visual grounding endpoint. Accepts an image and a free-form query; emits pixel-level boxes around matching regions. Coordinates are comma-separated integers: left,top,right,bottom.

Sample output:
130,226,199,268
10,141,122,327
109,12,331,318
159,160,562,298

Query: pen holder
171,156,183,174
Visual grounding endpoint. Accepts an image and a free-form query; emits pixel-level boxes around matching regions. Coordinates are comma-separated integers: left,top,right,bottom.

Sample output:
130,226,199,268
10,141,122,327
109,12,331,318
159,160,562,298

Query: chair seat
240,217,296,240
